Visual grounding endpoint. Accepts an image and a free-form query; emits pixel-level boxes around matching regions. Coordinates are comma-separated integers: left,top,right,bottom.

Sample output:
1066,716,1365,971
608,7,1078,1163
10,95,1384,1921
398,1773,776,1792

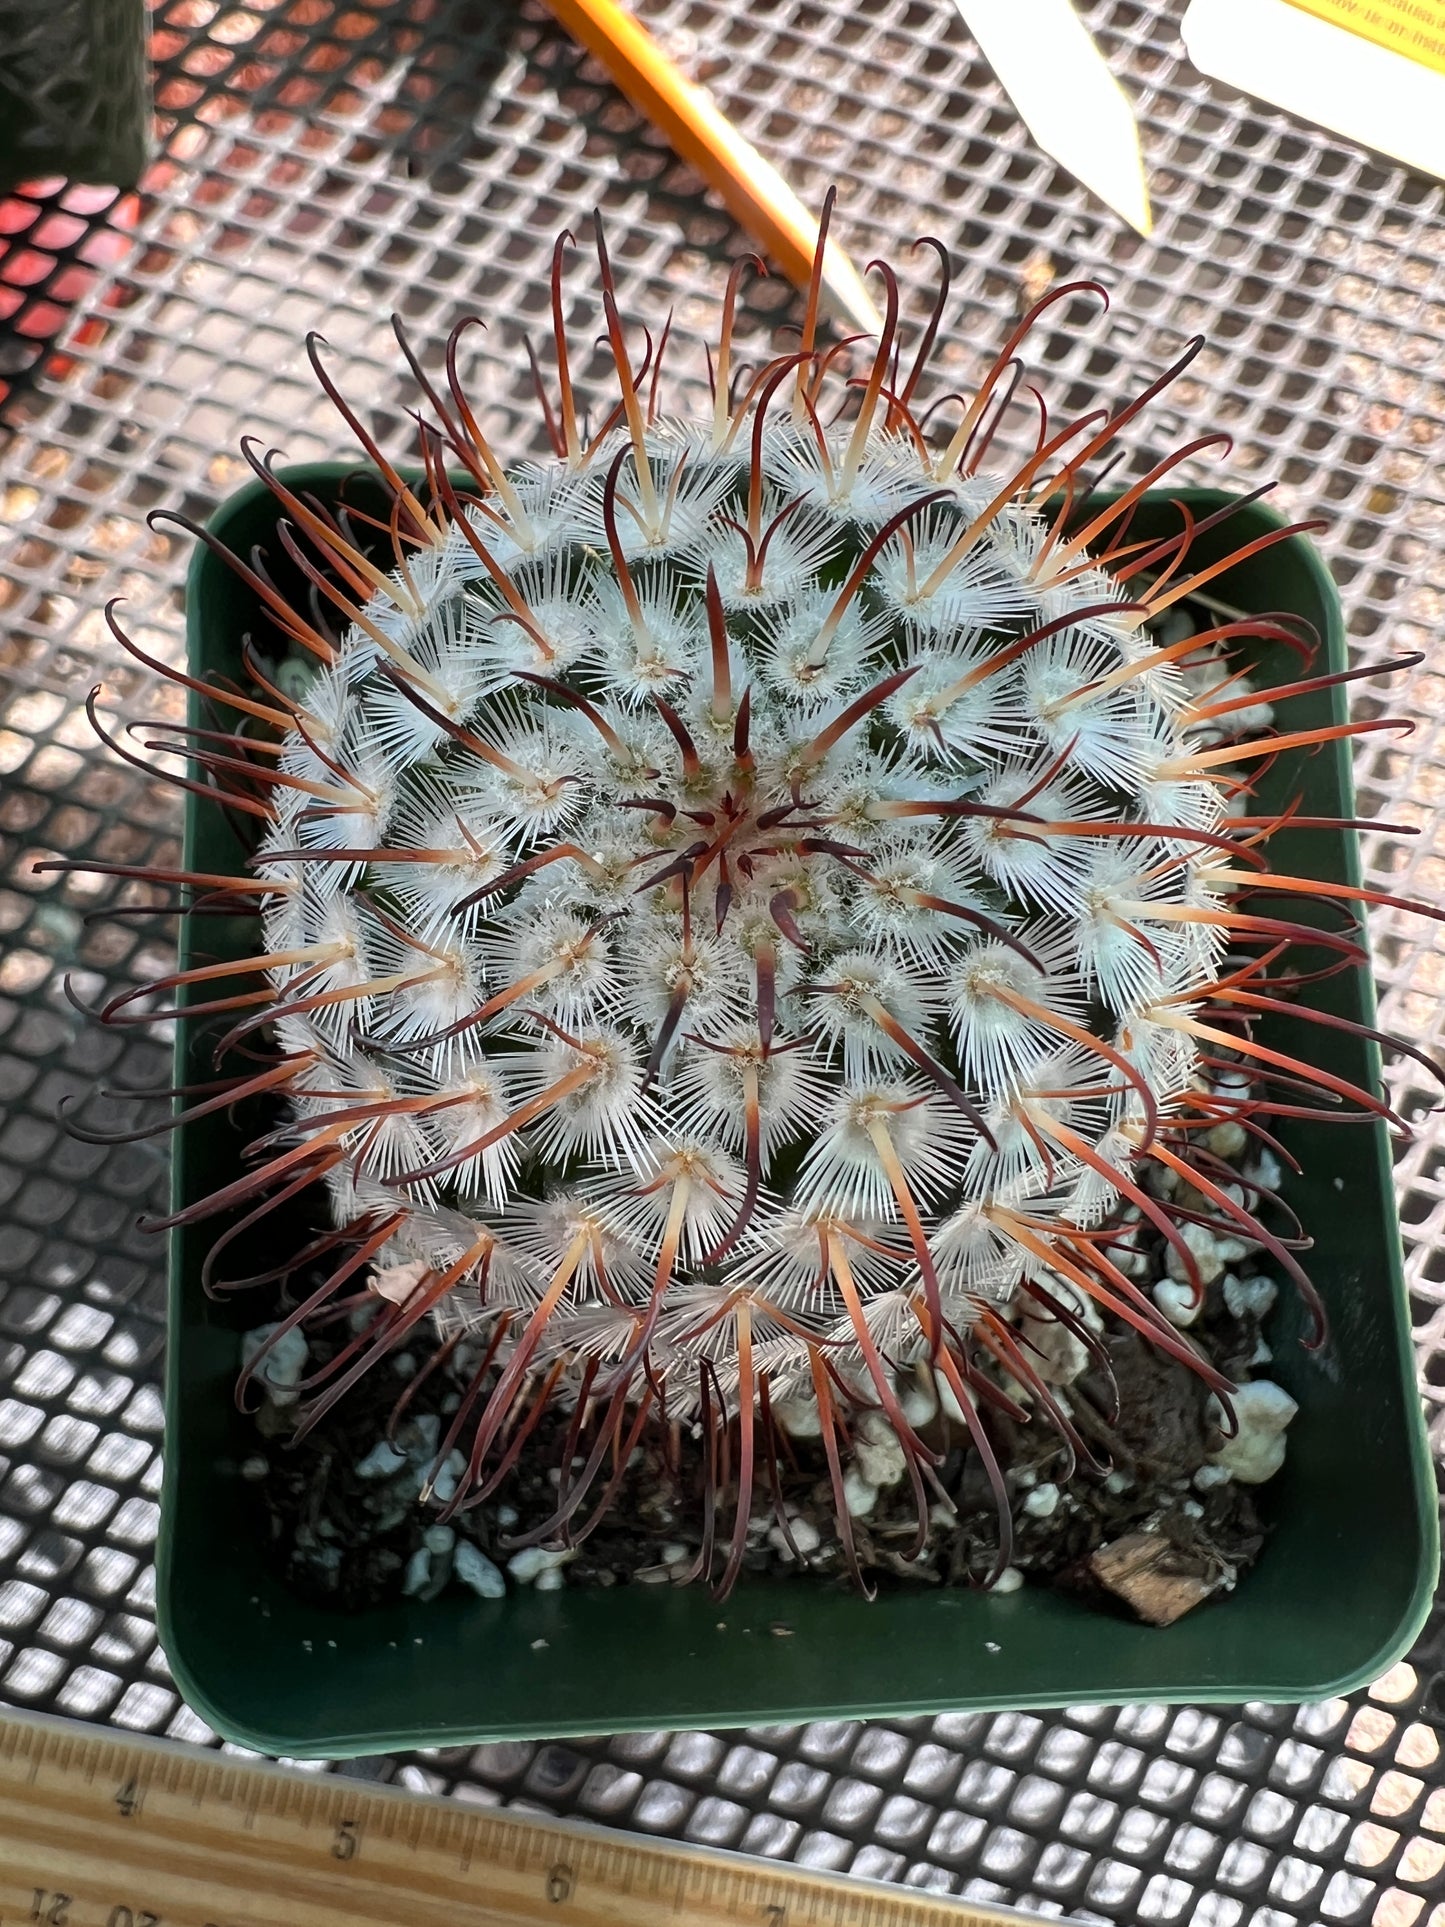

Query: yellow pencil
537,0,883,334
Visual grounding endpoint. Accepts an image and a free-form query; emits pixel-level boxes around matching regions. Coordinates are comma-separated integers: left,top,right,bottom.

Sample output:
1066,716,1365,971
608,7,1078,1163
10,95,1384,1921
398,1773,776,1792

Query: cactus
64,207,1439,1595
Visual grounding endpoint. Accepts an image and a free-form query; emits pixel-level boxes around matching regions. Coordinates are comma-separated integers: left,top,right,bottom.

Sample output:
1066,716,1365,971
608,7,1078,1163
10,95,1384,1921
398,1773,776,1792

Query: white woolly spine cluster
247,351,1245,1432
60,221,1435,1589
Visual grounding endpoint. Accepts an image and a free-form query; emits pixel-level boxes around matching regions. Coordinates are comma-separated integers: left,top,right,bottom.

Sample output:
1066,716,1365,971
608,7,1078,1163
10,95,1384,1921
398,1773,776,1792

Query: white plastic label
1182,0,1445,182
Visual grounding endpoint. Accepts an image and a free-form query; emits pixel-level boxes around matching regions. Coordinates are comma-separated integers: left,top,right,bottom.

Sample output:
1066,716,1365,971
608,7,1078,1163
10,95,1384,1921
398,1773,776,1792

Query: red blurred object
0,179,140,404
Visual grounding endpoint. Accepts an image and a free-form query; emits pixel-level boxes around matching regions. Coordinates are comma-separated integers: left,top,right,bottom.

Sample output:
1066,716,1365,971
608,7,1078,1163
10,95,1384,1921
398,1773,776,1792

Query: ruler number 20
28,1899,158,1927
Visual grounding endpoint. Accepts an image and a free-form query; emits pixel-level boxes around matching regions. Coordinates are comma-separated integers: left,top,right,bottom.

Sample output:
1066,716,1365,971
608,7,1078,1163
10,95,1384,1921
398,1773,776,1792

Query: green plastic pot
0,0,149,190
157,472,1438,1757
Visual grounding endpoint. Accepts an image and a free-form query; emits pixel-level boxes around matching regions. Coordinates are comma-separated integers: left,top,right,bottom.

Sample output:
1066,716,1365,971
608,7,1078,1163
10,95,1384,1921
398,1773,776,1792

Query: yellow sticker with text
1284,0,1445,72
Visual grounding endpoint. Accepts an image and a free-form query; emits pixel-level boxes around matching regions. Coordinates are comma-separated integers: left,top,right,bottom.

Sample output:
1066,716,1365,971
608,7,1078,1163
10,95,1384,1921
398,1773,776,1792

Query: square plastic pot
157,473,1438,1756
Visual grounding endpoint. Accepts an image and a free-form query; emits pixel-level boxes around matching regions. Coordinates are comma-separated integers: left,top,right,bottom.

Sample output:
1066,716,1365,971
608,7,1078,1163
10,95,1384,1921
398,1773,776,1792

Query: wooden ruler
0,1714,1042,1927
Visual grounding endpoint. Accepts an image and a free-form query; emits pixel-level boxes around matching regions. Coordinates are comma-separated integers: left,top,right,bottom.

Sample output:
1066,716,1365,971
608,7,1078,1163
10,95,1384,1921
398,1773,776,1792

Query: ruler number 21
30,1900,158,1927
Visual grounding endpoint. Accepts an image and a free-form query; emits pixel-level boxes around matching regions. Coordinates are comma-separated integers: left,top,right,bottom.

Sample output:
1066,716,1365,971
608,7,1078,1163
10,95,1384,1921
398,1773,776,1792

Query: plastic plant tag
952,0,1152,234
1283,0,1445,72
1182,0,1445,180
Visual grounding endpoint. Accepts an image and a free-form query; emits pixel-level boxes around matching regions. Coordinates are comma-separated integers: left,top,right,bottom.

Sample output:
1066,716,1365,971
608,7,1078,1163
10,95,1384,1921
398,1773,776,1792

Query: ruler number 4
762,1908,787,1926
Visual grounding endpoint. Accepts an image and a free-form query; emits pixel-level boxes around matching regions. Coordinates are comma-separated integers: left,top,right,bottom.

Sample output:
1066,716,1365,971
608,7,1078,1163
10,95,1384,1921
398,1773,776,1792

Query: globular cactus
67,206,1438,1594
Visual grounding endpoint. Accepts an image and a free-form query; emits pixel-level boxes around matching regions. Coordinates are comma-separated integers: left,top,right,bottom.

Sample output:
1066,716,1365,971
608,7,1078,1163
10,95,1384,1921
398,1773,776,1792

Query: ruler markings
1,1714,1044,1927
408,1803,430,1856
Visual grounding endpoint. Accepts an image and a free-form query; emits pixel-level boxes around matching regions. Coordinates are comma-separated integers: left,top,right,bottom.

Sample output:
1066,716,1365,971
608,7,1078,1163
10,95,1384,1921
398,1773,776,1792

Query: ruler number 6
546,1862,574,1904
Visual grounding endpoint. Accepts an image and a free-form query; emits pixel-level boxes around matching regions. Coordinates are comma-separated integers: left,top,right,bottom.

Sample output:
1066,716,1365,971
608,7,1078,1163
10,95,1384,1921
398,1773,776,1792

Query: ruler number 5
331,1818,361,1861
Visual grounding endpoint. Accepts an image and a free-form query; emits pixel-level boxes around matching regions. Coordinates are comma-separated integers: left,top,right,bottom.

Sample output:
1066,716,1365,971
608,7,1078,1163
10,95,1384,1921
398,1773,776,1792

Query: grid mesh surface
2,1,1444,1922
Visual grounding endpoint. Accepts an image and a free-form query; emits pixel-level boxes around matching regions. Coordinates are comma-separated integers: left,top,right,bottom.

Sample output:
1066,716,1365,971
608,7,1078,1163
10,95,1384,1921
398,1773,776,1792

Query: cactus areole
70,206,1437,1597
